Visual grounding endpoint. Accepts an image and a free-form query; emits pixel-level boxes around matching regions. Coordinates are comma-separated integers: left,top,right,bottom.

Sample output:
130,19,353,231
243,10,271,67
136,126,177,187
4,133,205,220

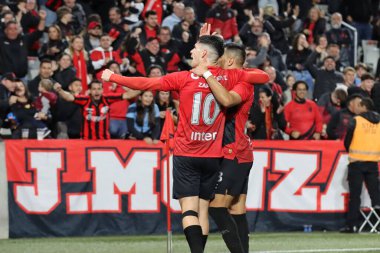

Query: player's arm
206,74,242,107
241,68,270,84
102,69,162,91
122,89,141,100
191,66,242,108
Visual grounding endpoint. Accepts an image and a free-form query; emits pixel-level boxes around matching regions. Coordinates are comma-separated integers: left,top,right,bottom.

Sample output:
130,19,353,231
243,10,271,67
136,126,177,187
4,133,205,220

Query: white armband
203,70,213,79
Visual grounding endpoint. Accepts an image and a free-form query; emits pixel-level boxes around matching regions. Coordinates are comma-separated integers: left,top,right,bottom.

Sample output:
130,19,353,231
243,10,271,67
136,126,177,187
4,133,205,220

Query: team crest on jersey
101,106,109,114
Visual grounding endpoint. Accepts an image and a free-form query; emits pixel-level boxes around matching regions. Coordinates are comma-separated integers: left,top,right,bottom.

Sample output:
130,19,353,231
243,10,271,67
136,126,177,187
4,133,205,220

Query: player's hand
144,137,153,145
291,131,300,139
101,69,114,82
199,23,211,37
190,63,209,77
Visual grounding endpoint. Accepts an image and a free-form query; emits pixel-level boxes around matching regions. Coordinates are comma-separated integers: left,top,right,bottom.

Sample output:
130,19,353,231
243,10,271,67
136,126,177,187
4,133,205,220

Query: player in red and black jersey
102,35,269,253
54,80,140,140
192,43,255,253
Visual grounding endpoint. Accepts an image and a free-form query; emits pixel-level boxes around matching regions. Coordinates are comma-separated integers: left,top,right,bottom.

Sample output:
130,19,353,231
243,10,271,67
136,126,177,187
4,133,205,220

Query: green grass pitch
0,232,379,253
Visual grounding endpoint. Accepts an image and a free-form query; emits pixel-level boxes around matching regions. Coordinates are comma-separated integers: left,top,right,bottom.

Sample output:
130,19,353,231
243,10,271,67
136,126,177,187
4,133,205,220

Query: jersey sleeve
231,82,252,102
73,95,90,106
160,71,188,91
104,93,123,104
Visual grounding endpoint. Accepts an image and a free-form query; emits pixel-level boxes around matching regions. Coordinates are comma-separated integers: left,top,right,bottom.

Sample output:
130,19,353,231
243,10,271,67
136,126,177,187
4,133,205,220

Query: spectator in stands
54,80,137,140
303,6,326,45
0,10,46,79
34,79,57,124
138,10,159,46
259,32,286,72
83,21,102,52
354,63,369,86
372,81,380,113
158,26,190,73
10,80,50,139
317,88,348,137
128,37,166,76
62,0,86,34
103,61,140,139
28,59,54,98
127,90,160,144
172,6,201,58
262,4,299,54
286,33,313,92
248,85,286,140
39,25,68,61
245,34,270,68
162,1,185,31
155,90,178,135
205,0,241,43
325,12,352,66
0,73,17,127
16,0,40,57
106,7,128,50
338,66,356,90
263,66,284,99
239,16,266,51
258,0,279,16
344,0,375,42
55,6,76,40
283,74,296,105
326,44,345,72
53,53,76,91
284,81,323,140
341,97,380,233
327,94,363,140
90,34,122,80
54,78,82,139
0,10,15,36
305,46,344,101
348,73,375,97
65,35,92,94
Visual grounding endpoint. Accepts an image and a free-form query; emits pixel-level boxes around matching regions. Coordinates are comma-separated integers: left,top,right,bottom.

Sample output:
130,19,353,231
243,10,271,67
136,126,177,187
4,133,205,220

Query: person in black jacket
0,73,17,127
53,53,77,91
0,10,46,78
372,81,380,113
39,25,68,61
305,46,344,101
28,59,55,98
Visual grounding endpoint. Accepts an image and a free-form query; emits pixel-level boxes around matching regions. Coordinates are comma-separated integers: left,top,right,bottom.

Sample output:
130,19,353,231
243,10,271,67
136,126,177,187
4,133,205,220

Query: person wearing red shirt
102,35,269,253
192,43,256,253
54,80,137,140
284,81,323,140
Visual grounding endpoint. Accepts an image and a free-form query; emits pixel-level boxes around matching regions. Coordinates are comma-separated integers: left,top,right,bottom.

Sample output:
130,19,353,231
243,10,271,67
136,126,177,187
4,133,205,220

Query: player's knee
210,194,233,208
182,210,199,220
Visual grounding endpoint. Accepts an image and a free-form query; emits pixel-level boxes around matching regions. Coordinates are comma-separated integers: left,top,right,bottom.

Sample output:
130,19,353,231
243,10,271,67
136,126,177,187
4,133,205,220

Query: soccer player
102,35,269,253
192,43,254,253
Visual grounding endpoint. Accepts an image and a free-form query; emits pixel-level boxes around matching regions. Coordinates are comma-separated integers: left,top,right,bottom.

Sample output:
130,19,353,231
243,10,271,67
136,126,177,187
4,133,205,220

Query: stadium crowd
0,0,379,142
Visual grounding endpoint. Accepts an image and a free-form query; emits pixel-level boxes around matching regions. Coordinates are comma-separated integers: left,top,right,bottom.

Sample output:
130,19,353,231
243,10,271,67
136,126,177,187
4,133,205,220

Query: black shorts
214,158,252,196
173,156,222,200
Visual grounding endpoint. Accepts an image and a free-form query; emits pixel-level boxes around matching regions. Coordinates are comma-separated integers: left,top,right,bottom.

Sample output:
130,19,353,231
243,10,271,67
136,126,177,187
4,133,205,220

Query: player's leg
208,158,251,253
198,198,210,249
229,194,249,253
198,157,223,250
173,156,204,253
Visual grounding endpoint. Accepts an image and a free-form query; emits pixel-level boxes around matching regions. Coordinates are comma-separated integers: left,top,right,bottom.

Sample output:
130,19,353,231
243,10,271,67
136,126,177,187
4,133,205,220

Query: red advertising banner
3,140,376,237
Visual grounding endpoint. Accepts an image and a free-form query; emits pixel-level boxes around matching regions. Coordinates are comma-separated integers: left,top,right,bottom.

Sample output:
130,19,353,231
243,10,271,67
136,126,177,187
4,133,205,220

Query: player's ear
228,57,234,66
201,49,207,59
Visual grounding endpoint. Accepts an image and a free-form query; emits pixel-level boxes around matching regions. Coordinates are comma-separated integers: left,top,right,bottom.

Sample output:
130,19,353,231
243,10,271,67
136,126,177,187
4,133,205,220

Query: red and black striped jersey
74,94,123,140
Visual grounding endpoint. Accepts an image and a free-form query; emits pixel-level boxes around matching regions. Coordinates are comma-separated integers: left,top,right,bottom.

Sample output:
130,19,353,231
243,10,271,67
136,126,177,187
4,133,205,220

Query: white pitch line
251,248,380,253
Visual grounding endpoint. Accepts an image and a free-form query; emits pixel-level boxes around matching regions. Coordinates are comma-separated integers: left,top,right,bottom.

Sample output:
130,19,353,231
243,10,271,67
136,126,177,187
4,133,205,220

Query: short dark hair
224,43,246,66
88,80,102,89
292,80,309,91
198,35,224,59
147,64,164,76
361,73,375,81
259,85,273,97
346,94,363,105
145,10,157,18
40,59,52,66
323,56,335,62
360,97,375,111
